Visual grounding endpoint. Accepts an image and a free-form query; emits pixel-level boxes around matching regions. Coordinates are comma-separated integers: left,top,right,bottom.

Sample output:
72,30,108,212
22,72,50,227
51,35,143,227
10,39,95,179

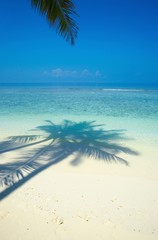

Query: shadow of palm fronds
0,120,138,200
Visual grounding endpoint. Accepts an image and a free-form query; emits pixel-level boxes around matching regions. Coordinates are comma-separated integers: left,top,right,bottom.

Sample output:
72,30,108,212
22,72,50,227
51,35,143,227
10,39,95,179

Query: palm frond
77,144,129,165
31,0,78,45
0,139,55,190
8,135,42,143
0,160,42,189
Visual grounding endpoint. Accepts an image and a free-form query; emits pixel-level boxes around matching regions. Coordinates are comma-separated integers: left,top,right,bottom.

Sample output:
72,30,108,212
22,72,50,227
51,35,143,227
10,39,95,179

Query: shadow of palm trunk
0,140,76,200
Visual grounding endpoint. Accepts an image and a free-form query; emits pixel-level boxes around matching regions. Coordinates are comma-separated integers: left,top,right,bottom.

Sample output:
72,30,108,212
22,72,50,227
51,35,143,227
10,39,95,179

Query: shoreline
0,89,158,239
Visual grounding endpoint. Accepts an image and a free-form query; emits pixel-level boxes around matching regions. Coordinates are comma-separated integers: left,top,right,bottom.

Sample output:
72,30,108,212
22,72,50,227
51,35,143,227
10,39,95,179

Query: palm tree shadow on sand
0,120,138,200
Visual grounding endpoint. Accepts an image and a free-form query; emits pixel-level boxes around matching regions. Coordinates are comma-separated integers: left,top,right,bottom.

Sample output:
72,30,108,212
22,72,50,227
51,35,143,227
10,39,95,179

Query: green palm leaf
31,0,78,45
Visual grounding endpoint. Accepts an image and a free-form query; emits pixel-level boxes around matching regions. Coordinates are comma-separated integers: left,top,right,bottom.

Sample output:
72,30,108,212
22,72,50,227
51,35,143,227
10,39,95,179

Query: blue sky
0,0,158,86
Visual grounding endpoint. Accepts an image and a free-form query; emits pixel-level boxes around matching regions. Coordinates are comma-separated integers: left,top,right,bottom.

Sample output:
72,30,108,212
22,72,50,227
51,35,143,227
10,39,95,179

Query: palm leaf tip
8,135,41,143
31,0,78,45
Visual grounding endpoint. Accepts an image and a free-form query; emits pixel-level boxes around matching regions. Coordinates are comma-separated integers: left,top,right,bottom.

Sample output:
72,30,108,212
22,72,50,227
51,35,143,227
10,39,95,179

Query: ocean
0,87,158,179
0,86,158,134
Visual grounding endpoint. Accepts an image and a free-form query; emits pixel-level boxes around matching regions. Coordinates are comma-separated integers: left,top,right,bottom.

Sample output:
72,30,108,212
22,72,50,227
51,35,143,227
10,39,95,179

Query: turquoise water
0,87,158,179
0,87,158,147
0,87,158,119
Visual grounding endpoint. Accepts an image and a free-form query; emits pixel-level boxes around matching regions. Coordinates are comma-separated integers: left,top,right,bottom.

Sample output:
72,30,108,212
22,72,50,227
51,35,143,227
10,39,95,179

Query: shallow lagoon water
0,87,158,119
0,87,158,138
0,87,158,168
0,87,158,180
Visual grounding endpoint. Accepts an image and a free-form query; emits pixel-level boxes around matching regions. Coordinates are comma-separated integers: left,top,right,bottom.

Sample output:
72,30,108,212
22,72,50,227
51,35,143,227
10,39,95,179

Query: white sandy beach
0,88,158,240
0,118,158,240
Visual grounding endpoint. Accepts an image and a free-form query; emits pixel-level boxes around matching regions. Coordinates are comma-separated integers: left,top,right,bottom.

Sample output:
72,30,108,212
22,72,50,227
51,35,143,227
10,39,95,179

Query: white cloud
44,68,104,79
95,70,102,77
81,69,91,77
50,68,78,78
52,68,63,77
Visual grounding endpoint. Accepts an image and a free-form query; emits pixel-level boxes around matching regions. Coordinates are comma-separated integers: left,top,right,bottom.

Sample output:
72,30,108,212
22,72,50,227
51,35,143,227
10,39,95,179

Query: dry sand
0,143,158,240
